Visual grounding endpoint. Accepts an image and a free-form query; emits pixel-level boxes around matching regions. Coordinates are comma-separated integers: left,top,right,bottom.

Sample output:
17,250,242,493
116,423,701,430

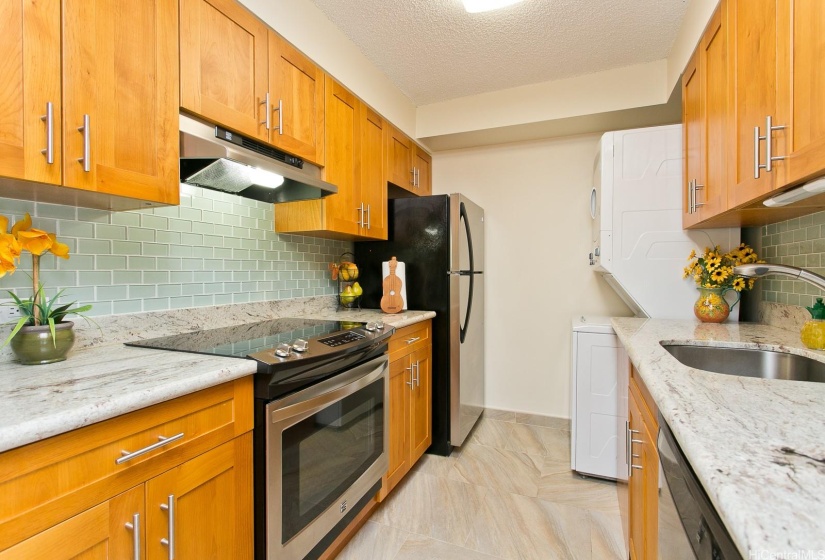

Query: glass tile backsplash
0,185,351,316
760,211,825,307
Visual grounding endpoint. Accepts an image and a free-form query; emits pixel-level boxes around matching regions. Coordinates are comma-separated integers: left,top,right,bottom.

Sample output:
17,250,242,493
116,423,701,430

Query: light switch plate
0,299,23,324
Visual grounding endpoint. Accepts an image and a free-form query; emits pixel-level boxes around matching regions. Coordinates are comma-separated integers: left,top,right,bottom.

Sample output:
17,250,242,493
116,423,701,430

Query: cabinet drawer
0,376,253,550
388,320,431,361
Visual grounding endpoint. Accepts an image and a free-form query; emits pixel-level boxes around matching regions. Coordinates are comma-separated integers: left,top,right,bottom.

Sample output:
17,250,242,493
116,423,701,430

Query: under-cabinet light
462,0,526,13
763,176,825,207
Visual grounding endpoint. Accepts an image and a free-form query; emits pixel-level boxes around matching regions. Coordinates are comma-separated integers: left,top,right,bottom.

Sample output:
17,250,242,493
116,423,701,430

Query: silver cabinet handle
40,102,54,164
124,513,140,560
160,494,175,560
356,202,364,227
366,204,371,230
631,439,644,445
77,114,90,172
631,465,643,470
405,336,420,344
261,93,270,130
413,361,420,387
116,432,184,464
273,98,283,134
410,168,415,186
765,115,786,172
406,363,414,387
694,182,705,210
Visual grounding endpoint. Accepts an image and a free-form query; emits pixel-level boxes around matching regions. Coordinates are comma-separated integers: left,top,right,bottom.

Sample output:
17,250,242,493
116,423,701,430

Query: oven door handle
270,355,388,424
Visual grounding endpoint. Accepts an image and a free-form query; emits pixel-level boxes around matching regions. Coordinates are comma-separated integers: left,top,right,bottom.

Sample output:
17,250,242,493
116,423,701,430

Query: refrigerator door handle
459,201,475,344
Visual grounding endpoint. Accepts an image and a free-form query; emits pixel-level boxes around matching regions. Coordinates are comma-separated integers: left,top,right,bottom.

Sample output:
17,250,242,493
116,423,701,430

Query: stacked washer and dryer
570,125,739,480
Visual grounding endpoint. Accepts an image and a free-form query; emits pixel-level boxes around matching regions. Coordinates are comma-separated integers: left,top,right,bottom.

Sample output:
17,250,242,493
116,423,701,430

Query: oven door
266,354,389,560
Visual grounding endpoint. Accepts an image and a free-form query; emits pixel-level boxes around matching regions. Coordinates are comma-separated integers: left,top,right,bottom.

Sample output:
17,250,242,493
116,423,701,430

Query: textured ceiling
310,0,689,106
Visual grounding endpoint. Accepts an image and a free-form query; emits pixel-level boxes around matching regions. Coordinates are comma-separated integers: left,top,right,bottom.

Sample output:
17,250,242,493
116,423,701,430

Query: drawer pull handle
631,464,643,470
160,494,175,559
406,336,420,344
630,439,644,445
125,513,140,560
116,433,185,465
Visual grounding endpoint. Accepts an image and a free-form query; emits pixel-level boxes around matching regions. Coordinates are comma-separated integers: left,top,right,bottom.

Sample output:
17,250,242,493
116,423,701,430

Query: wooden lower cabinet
378,320,432,502
0,378,254,558
628,368,659,560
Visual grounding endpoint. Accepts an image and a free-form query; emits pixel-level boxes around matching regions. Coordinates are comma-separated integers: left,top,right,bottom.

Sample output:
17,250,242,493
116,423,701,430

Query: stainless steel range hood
179,114,337,203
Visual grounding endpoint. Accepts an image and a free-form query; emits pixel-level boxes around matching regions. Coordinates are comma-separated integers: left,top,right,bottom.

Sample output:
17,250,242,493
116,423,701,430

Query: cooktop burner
126,317,394,400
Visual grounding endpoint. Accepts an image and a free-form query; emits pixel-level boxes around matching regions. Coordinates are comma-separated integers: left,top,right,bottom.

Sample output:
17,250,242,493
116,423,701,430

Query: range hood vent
179,114,337,204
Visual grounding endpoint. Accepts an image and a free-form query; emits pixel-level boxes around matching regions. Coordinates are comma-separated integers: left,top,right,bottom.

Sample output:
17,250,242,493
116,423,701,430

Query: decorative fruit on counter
339,261,359,281
352,282,363,296
340,321,362,330
339,285,357,305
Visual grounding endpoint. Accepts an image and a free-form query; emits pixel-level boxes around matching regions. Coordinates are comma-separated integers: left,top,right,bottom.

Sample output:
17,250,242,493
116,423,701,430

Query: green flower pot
9,321,75,365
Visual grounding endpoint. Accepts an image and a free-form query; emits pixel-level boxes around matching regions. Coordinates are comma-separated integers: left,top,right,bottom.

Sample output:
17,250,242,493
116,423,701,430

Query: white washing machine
570,316,628,480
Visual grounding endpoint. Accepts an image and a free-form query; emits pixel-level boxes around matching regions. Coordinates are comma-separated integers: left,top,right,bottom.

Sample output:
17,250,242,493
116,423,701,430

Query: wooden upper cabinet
683,3,728,228
727,0,783,207
413,146,432,196
387,125,414,190
62,0,180,205
322,76,361,237
682,48,703,228
777,0,825,186
180,0,269,141
359,105,388,239
268,32,325,165
0,0,61,186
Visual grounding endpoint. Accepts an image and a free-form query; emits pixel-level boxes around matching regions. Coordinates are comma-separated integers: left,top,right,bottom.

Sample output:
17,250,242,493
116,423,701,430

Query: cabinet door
699,4,728,220
777,0,825,185
379,355,411,501
627,392,645,560
268,32,325,165
413,146,432,196
409,346,432,464
322,77,361,236
682,48,703,228
145,434,253,560
641,423,659,560
180,0,269,141
0,0,61,186
359,104,388,240
0,486,144,560
727,0,783,207
386,125,413,191
62,0,180,205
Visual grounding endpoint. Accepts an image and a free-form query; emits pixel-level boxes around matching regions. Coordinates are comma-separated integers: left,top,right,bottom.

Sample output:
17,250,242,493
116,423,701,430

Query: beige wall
433,135,631,419
239,0,417,135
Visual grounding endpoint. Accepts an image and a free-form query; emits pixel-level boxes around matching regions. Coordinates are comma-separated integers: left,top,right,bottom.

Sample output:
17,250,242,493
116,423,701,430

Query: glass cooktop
125,318,364,359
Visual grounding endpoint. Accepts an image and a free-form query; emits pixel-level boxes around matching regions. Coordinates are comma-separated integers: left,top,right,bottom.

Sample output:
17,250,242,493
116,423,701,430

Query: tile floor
337,412,626,560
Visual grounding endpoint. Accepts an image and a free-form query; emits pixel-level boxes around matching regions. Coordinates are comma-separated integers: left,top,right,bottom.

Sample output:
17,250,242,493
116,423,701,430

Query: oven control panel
318,331,366,347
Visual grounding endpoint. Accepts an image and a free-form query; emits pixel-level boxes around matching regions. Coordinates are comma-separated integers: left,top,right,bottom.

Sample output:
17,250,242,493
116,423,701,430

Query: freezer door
449,194,485,446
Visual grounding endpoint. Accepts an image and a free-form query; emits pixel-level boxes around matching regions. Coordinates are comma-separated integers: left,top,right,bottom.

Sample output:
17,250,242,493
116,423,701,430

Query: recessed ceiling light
462,0,526,13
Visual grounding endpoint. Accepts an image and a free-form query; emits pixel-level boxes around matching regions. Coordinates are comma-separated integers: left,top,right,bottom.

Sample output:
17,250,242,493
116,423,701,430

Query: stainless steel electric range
127,317,395,560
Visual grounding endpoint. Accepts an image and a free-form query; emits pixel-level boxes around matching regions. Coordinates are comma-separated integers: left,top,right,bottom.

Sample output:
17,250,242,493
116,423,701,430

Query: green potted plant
1,213,92,364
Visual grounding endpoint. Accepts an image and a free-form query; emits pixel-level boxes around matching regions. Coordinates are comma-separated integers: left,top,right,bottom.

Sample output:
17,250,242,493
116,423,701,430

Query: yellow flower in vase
710,267,729,283
732,277,746,292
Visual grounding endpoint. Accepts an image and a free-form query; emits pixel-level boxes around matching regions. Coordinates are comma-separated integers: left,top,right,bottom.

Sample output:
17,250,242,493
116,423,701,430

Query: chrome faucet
734,264,825,291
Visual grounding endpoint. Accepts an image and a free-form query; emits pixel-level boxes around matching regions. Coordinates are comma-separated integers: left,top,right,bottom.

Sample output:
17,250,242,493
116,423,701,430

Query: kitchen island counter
0,300,434,454
613,318,825,558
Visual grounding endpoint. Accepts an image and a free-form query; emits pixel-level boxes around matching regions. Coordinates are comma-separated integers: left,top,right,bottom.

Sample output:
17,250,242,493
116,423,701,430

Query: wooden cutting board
381,257,404,314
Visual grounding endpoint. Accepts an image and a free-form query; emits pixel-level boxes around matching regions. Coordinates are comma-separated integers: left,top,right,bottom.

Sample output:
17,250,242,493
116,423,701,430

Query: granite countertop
612,318,825,558
0,303,434,454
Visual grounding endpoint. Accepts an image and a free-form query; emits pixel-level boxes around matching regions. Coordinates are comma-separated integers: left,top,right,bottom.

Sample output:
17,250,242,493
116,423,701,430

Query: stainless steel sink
661,344,825,383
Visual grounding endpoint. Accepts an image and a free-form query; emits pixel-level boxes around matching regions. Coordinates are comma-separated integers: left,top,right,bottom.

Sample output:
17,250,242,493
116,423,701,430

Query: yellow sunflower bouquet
683,243,761,292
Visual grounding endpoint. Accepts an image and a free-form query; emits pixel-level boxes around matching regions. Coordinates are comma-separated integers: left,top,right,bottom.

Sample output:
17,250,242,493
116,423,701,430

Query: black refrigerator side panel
355,195,454,455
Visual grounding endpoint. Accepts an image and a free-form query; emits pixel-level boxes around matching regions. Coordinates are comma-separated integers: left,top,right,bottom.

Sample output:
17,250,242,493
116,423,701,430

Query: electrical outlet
0,299,23,324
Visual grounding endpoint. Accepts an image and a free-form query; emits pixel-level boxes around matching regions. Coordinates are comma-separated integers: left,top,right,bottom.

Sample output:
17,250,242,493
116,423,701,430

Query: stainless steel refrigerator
355,194,484,456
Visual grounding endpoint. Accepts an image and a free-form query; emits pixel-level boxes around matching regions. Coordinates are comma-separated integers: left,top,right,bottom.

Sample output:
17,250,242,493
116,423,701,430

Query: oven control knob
275,343,292,358
292,339,309,353
365,321,384,332
375,320,384,330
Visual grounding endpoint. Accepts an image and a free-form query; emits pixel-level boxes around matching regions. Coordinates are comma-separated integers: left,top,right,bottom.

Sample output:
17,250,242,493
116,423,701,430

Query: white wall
433,135,631,418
